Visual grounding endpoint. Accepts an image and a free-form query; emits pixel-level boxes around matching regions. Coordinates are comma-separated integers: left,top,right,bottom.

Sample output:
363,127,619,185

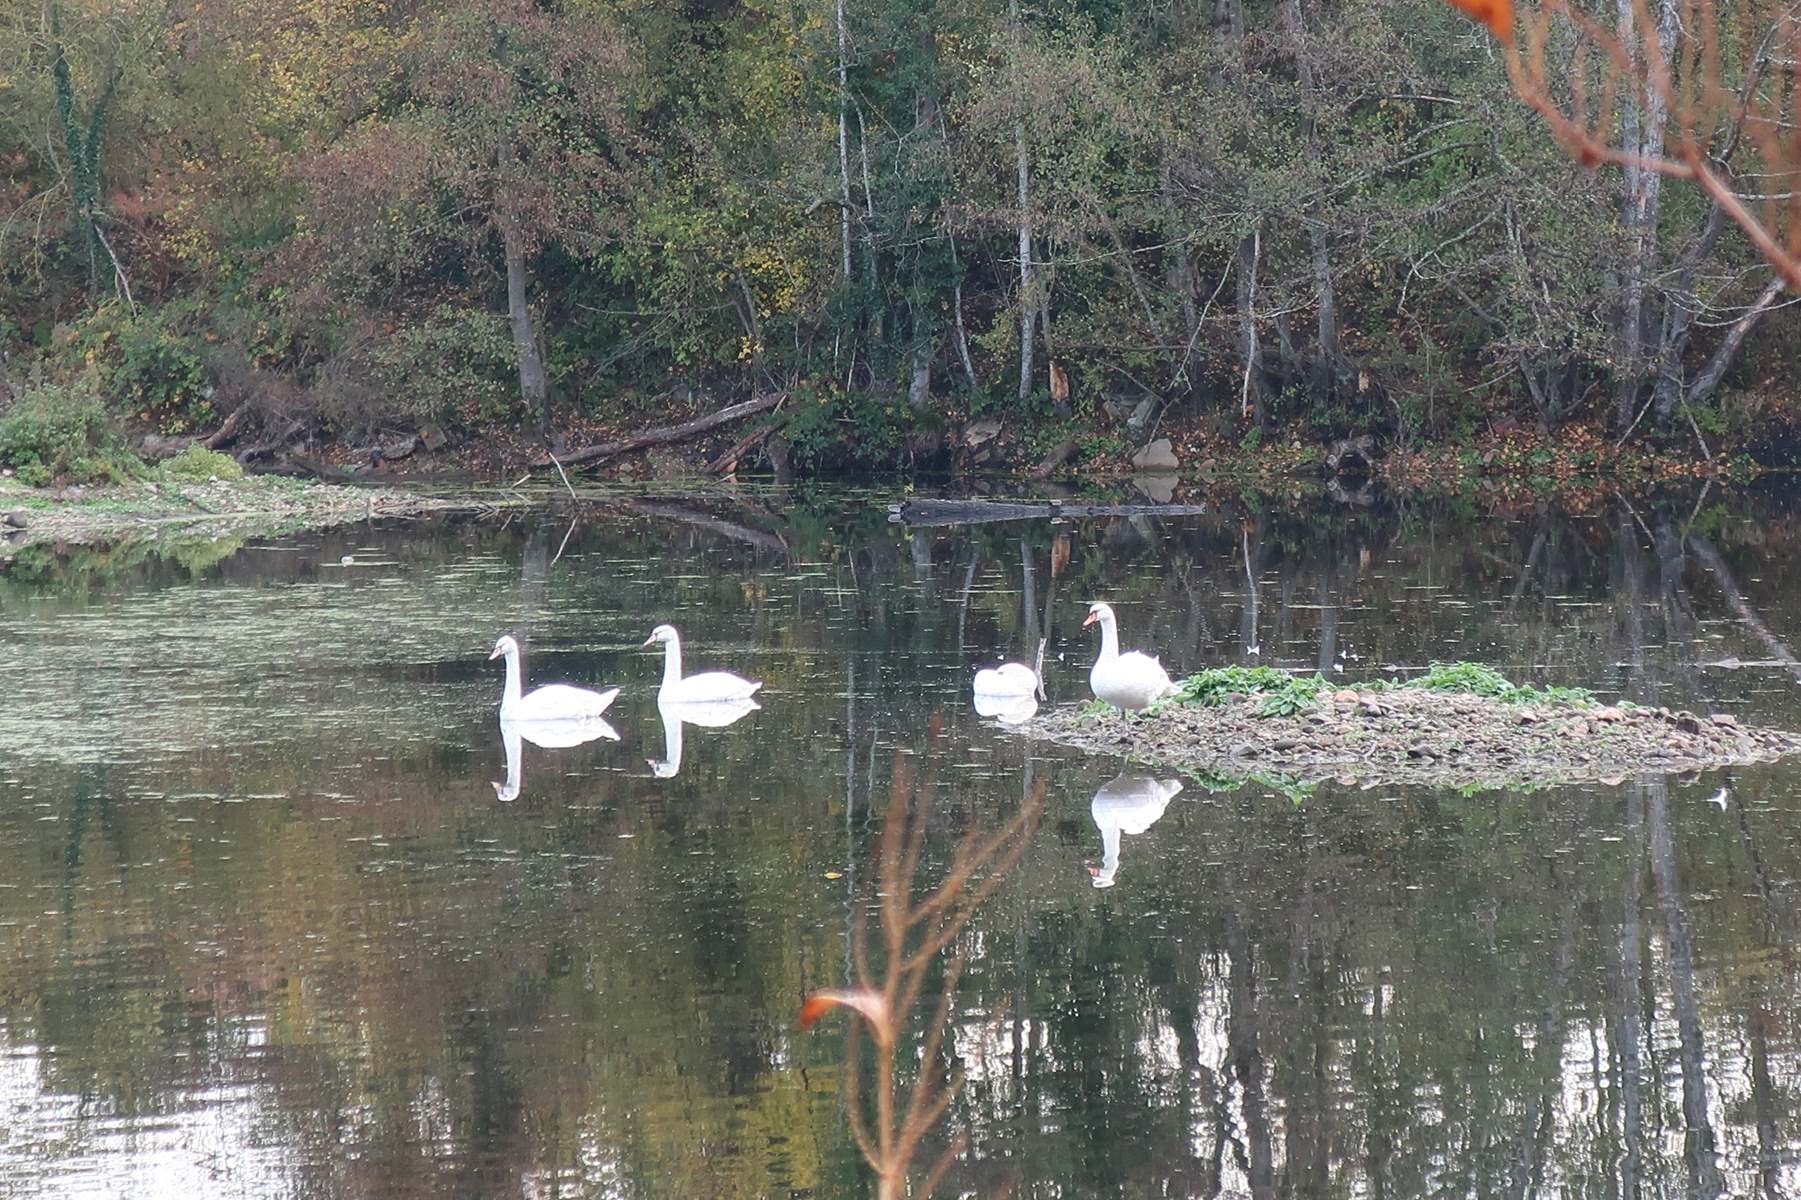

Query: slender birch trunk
835,0,854,284
1011,0,1034,402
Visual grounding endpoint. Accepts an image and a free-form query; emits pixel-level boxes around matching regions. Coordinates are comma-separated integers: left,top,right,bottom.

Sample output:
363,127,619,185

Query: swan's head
1085,860,1117,889
1082,602,1115,629
647,757,680,779
642,623,679,648
489,634,520,661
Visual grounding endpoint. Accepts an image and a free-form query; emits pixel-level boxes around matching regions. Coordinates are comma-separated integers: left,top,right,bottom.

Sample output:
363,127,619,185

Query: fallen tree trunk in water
890,498,1208,526
537,393,785,469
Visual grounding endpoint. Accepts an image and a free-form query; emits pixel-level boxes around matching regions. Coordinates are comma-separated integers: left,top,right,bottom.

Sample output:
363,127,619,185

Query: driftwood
1028,440,1077,479
705,423,777,475
889,498,1208,526
535,392,785,469
203,408,247,451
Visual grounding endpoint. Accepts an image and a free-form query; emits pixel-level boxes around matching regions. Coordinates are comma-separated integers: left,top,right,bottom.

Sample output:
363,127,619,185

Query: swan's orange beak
641,635,656,646
1084,861,1100,877
488,646,503,660
1082,611,1099,627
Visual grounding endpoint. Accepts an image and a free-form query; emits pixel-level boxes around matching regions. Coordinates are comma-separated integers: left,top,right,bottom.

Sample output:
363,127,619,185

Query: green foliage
1169,666,1329,718
157,445,244,482
0,379,142,485
70,307,213,433
364,306,516,432
1372,661,1594,706
780,388,936,474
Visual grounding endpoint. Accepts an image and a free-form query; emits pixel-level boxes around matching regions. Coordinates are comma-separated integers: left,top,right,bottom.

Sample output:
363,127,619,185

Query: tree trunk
1236,225,1266,427
501,216,550,430
1011,0,1035,403
1616,0,1675,429
907,338,933,411
835,0,854,285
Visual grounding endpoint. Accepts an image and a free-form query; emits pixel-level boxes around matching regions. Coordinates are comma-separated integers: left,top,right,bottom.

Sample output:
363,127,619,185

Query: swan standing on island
490,634,621,721
644,624,763,703
973,638,1046,725
1083,602,1177,711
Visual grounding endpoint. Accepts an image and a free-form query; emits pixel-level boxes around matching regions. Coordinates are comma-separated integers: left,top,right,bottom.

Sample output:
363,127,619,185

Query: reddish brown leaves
1443,0,1514,44
798,989,892,1043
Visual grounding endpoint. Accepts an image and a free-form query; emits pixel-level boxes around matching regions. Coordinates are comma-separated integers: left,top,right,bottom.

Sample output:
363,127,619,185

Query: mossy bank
0,464,466,550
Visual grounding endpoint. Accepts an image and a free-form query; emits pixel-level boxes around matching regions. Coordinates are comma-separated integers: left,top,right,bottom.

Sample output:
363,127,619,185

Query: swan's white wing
664,671,762,703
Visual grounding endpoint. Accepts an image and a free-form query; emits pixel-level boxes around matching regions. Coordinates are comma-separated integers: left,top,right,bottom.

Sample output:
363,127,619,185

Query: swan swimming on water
644,624,763,704
973,638,1046,725
490,634,620,721
1083,602,1177,711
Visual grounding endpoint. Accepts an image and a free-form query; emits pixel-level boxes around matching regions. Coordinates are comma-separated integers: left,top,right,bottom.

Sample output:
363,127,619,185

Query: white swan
649,696,760,778
1089,773,1183,889
973,638,1047,700
644,624,763,704
490,634,620,721
494,714,620,802
973,639,1045,725
1083,602,1178,711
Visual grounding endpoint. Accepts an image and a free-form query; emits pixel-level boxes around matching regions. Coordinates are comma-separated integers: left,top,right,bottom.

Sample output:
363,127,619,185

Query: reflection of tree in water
6,498,1801,1197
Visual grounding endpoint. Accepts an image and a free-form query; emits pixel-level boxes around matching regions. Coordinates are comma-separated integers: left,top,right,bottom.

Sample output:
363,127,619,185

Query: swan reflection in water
972,691,1039,725
649,697,760,778
1088,773,1183,889
494,716,620,802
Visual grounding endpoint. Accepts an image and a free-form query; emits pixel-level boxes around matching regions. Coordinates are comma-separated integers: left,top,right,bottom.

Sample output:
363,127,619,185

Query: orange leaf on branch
1441,0,1514,44
798,988,893,1045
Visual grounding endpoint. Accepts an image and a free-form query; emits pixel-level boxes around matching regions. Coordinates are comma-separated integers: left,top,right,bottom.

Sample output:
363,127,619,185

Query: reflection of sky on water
0,1023,296,1200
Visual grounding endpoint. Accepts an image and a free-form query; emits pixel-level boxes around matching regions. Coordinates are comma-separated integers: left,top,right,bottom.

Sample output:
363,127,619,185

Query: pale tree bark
1616,0,1676,429
1237,223,1266,427
835,0,854,285
497,138,550,429
907,339,933,410
1282,0,1341,395
1011,0,1034,403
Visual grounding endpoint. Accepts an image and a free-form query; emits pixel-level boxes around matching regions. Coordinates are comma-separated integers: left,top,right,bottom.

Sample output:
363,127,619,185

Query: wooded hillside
1,0,1794,477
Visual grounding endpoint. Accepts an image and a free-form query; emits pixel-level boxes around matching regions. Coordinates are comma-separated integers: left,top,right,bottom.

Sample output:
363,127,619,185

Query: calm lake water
2,487,1799,1199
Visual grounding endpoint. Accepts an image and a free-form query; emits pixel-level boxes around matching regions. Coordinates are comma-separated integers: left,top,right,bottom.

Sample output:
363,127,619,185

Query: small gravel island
1023,664,1801,791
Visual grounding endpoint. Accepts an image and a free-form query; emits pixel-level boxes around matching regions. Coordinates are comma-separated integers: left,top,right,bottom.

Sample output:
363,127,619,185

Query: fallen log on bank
889,498,1209,526
536,393,786,470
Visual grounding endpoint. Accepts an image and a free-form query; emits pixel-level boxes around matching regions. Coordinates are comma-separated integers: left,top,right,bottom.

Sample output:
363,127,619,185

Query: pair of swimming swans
489,626,761,798
970,601,1177,720
492,625,761,719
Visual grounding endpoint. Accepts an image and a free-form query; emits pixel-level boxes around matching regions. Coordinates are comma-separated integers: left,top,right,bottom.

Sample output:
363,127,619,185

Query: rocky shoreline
1023,684,1801,791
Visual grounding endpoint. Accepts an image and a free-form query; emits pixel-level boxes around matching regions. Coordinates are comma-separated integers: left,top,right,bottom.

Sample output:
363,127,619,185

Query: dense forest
1,0,1797,480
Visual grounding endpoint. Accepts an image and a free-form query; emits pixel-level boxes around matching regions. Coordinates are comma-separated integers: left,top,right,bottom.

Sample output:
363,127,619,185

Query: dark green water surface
2,491,1798,1198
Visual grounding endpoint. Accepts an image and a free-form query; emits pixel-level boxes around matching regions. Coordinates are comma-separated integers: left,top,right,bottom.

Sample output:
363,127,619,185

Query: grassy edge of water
0,473,517,549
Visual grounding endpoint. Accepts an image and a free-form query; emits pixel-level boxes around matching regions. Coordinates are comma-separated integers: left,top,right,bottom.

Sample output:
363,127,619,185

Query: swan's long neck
498,723,523,800
658,706,684,773
660,634,684,689
500,645,523,712
1097,821,1121,886
1095,616,1120,663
